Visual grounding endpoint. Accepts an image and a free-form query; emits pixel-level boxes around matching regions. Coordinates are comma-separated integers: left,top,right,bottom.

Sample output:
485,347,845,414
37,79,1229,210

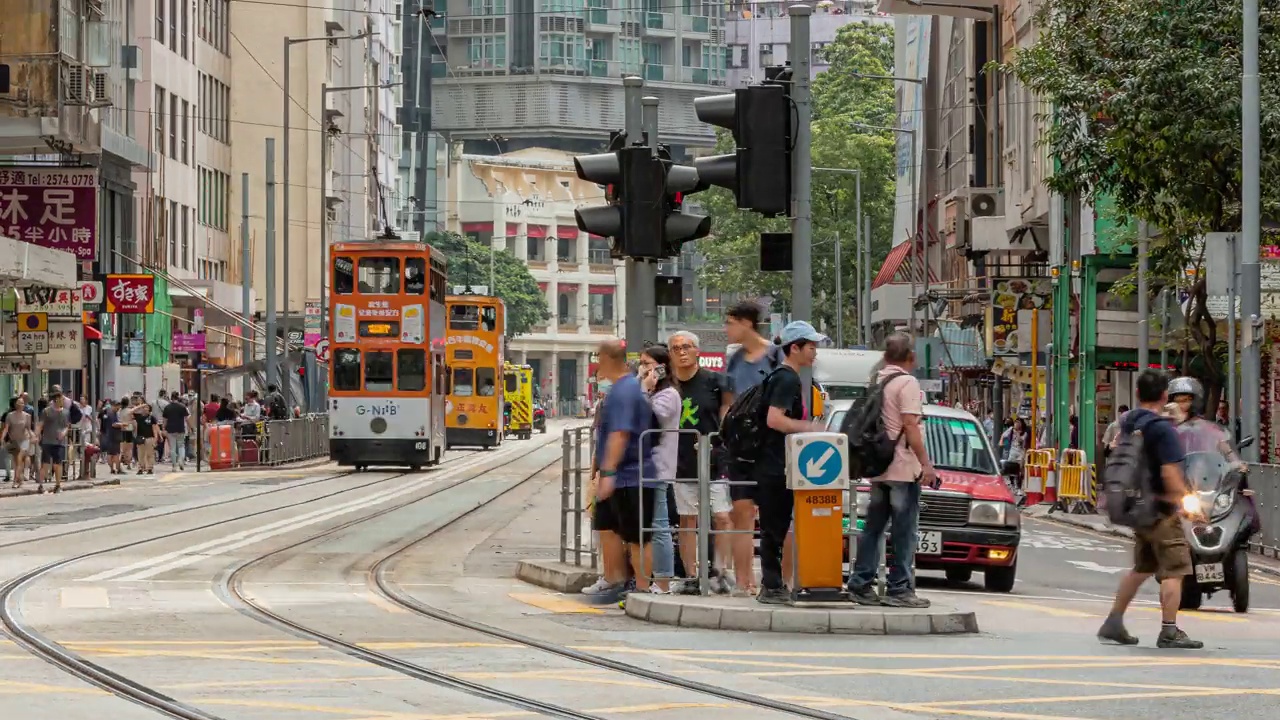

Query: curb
624,592,979,635
516,559,599,594
0,476,121,499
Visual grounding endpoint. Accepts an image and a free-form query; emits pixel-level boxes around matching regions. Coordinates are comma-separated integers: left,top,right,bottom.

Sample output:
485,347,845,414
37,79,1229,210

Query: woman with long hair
638,344,679,594
1000,417,1030,491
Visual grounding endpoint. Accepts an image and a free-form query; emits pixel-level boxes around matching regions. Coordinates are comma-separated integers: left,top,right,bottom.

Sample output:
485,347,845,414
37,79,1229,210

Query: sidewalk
1025,504,1280,578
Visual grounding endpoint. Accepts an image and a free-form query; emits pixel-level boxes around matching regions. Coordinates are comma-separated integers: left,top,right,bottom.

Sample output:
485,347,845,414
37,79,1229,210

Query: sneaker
1097,615,1139,646
847,588,882,606
673,579,700,595
1156,626,1204,649
715,573,736,595
756,586,791,605
882,592,931,608
648,584,670,595
580,577,612,595
582,582,626,606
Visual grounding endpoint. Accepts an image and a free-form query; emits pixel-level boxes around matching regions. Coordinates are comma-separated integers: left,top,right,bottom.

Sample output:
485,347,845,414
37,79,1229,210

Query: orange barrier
208,424,236,470
1023,449,1056,505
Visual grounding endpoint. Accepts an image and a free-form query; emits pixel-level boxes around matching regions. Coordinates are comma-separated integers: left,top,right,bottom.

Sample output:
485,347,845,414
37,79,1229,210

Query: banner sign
105,273,156,314
17,286,82,316
0,167,98,258
172,332,207,354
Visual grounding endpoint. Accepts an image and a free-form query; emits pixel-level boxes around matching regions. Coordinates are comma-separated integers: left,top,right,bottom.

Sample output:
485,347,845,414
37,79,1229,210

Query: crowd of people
579,302,937,609
0,383,295,491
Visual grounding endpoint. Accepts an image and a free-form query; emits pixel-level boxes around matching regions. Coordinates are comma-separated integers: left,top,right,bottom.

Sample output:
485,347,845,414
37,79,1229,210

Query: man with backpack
266,384,289,421
725,321,826,604
1099,370,1201,648
845,333,934,608
722,302,785,594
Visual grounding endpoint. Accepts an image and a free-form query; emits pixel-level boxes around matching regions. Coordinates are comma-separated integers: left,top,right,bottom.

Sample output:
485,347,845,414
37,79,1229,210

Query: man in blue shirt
590,340,655,603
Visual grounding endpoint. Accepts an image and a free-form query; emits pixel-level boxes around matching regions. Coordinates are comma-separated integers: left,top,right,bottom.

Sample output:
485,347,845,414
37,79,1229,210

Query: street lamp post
813,166,861,345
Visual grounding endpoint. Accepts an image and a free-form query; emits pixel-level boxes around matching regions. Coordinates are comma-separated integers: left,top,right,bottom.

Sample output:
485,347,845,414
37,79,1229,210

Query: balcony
681,14,712,34
680,66,718,84
644,63,670,82
588,248,613,271
643,11,676,35
449,17,507,35
587,6,622,29
589,316,615,334
557,313,580,331
587,59,643,79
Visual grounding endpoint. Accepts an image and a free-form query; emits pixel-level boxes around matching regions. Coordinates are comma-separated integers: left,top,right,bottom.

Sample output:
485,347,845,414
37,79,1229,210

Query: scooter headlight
1181,494,1202,515
1212,492,1233,516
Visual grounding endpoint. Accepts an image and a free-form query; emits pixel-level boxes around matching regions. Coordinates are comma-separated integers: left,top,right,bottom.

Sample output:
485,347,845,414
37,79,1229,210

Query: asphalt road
3,442,1280,720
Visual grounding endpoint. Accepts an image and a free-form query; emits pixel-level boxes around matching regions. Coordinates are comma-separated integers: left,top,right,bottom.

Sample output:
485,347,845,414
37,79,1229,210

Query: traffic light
659,149,711,257
693,71,792,217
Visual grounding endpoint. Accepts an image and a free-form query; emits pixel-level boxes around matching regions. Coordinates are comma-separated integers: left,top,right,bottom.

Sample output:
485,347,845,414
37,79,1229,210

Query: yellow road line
924,687,1280,707
509,592,605,614
982,599,1095,618
361,589,409,615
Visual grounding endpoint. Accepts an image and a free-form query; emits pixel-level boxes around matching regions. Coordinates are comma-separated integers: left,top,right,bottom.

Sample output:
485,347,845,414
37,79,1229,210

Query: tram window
397,349,427,391
430,270,446,302
453,349,474,360
333,348,361,390
358,257,400,294
450,304,480,330
481,306,497,332
405,258,426,295
504,372,518,394
334,257,355,295
477,367,497,396
365,351,394,391
453,367,475,397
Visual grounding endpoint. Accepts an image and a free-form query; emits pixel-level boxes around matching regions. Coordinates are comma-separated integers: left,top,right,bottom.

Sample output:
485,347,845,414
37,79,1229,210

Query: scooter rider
1169,377,1259,533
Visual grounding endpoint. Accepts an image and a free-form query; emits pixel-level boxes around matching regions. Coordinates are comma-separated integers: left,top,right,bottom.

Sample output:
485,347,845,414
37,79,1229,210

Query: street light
813,166,862,346
282,30,370,373
319,81,402,339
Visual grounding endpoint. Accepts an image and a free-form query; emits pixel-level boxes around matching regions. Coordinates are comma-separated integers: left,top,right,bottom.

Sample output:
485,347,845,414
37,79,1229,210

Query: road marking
924,687,1280,708
981,599,1095,618
1066,560,1126,574
59,586,110,609
1130,606,1247,623
509,592,605,614
81,447,531,582
360,589,409,615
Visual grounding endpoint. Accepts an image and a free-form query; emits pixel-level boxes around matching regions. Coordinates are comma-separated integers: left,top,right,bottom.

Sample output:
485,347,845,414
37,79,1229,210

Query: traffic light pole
623,77,645,357
789,5,815,403
639,96,661,347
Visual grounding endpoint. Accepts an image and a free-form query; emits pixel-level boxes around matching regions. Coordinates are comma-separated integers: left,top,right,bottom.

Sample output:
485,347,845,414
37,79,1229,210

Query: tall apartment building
723,0,886,88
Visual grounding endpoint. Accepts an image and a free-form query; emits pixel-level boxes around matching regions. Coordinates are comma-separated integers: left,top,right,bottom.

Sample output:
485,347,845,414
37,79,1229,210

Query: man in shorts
1098,370,1202,649
667,330,735,594
586,340,655,604
36,389,69,493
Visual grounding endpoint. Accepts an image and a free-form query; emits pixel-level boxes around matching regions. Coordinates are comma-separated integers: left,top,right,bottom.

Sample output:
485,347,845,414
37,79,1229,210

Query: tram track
0,439,549,720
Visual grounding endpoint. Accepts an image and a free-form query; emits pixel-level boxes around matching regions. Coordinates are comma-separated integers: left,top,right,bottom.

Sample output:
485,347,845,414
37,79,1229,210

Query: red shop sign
105,273,156,314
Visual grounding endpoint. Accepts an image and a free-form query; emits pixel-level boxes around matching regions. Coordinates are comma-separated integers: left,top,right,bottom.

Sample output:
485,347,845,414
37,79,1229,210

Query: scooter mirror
1239,436,1256,450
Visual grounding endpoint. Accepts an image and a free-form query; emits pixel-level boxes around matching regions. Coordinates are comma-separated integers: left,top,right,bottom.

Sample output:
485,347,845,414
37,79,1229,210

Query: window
169,199,178,267
333,348,361,390
170,94,178,157
430,269,446,302
155,86,165,155
180,100,189,163
333,256,354,294
449,304,479,330
504,372,517,394
481,306,497,332
405,257,426,294
365,351,394,391
476,367,497,396
169,0,178,52
453,367,475,397
397,349,426,391
181,0,189,58
589,292,613,325
924,416,997,475
557,237,574,262
156,0,165,44
180,205,189,269
358,257,400,293
526,236,543,261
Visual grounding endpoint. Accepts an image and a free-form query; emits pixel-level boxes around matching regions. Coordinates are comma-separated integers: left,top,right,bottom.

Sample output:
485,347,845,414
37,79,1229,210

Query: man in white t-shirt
846,332,935,609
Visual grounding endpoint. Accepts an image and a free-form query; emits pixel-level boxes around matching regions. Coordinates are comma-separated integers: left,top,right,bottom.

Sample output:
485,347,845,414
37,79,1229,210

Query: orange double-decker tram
327,237,448,470
444,294,506,449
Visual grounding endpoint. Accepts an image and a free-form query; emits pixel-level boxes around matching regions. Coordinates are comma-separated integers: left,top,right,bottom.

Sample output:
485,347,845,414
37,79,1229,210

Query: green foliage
1005,0,1280,395
426,231,550,338
693,20,899,336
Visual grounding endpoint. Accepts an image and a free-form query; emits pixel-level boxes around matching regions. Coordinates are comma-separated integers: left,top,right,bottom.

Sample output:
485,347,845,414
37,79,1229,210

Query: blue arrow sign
797,440,842,486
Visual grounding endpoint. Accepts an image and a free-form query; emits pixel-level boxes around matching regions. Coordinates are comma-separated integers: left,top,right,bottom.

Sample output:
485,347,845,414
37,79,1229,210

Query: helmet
1168,376,1206,417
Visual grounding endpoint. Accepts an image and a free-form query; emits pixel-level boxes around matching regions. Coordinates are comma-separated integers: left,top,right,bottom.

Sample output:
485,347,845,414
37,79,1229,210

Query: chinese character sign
105,273,156,314
0,168,98,259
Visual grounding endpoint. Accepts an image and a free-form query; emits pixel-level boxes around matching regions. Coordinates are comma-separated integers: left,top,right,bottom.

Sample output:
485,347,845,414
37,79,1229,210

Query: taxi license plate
1195,563,1225,584
917,531,942,556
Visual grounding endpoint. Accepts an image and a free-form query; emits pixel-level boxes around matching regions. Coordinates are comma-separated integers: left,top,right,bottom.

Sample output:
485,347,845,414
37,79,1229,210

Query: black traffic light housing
693,69,793,217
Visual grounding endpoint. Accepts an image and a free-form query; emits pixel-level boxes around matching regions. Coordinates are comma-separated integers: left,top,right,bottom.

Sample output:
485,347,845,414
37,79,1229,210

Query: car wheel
984,562,1017,593
945,568,973,584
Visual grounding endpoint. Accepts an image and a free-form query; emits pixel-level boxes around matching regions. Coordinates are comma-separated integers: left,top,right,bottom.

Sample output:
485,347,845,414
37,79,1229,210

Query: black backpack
839,372,908,479
720,368,784,464
1101,412,1161,530
268,393,289,420
68,402,83,425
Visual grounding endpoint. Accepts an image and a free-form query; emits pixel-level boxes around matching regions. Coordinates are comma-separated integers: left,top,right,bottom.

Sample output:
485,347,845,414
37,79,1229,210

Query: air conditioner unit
62,62,89,105
970,190,1004,218
90,71,113,107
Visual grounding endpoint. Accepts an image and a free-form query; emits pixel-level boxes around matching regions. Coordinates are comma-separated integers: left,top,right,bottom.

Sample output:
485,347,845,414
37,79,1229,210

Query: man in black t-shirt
667,331,735,595
162,391,191,471
1099,370,1201,650
133,405,158,475
754,321,825,605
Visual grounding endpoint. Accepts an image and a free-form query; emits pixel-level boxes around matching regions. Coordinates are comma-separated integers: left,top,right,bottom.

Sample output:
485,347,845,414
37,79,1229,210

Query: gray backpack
1101,413,1161,530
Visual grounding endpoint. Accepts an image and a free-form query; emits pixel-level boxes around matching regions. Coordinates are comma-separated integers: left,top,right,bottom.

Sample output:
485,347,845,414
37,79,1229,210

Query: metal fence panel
1248,463,1280,558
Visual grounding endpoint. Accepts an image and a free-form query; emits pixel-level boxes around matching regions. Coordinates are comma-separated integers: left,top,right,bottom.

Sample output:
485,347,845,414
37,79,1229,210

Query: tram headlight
370,417,388,434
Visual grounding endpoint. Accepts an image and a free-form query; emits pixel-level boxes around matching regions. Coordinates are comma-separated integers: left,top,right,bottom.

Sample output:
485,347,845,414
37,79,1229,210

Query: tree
693,21,899,337
426,231,550,338
1006,0,1280,401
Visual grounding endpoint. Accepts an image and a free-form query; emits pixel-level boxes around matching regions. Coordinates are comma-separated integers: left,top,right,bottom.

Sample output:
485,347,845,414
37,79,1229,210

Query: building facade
446,148,623,408
723,0,886,88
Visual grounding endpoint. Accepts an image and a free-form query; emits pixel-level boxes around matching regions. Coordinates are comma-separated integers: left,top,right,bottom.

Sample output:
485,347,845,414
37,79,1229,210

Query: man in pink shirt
847,332,936,608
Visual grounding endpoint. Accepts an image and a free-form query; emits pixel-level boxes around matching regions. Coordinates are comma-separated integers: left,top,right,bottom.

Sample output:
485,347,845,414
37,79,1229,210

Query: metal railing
1247,463,1280,559
226,414,329,467
560,425,597,567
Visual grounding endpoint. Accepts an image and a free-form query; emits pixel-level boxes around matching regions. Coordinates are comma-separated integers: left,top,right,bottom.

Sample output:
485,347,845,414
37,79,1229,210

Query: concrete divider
624,593,979,635
516,559,599,594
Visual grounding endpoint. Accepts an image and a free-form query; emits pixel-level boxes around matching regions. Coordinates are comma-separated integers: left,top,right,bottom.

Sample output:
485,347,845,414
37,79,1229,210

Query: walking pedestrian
99,399,123,476
162,390,190,472
638,344,678,594
847,332,935,608
1099,369,1201,649
2,397,34,488
35,389,69,493
134,403,158,474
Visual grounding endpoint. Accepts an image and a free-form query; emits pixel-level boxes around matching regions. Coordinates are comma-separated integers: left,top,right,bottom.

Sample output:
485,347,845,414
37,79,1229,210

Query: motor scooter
1180,437,1256,613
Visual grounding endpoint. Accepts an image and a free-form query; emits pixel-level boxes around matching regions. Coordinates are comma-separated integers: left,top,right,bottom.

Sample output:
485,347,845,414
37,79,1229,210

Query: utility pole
1242,0,1262,461
319,82,329,341
865,216,872,344
1137,220,1149,371
640,95,661,347
622,76,644,356
789,4,813,324
241,172,252,401
282,38,293,393
265,138,279,390
1228,234,1239,435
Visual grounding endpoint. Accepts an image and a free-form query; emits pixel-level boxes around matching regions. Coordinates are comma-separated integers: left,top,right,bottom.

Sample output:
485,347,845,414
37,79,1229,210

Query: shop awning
0,234,77,289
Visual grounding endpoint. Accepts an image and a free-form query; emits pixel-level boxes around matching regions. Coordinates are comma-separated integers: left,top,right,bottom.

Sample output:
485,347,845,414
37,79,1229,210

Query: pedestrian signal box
786,432,850,601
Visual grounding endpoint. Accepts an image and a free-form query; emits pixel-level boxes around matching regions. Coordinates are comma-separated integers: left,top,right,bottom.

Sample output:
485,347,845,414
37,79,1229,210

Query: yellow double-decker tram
444,294,506,449
504,362,535,440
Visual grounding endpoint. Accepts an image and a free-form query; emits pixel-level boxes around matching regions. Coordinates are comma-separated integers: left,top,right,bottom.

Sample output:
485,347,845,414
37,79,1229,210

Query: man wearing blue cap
754,320,827,604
